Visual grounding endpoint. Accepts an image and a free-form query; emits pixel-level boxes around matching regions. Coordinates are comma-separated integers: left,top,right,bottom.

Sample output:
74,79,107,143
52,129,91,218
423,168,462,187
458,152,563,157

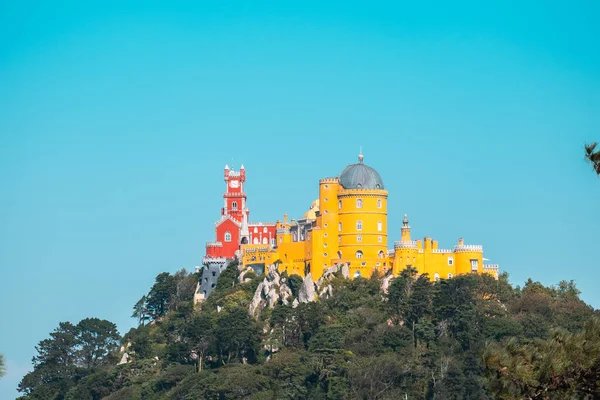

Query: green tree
145,272,176,319
215,308,260,364
585,142,600,176
76,318,120,369
131,296,148,326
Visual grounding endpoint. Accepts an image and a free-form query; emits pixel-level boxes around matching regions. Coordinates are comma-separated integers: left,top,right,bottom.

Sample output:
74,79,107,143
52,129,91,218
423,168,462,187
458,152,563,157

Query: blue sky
1,0,599,397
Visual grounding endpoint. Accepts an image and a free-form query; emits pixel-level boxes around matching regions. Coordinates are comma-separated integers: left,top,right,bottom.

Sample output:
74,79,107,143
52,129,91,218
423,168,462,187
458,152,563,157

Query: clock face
229,180,239,188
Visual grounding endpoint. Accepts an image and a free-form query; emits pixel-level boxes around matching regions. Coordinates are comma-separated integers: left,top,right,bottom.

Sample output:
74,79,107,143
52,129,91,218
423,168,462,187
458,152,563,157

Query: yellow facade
240,154,499,282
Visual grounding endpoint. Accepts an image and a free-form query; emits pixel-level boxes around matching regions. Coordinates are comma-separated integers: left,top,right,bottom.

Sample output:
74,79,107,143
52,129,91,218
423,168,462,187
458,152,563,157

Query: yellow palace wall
239,174,498,282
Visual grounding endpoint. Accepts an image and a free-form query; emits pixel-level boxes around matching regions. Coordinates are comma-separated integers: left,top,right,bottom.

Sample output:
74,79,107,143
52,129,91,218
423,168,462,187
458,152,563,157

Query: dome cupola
338,152,384,190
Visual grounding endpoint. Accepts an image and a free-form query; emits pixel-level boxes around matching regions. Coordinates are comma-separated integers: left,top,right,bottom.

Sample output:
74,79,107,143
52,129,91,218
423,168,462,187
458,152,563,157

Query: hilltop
17,263,600,399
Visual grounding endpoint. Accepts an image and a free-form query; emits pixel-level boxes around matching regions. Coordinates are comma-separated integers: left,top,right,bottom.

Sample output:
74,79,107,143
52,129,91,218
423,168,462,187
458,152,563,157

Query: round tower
337,152,388,278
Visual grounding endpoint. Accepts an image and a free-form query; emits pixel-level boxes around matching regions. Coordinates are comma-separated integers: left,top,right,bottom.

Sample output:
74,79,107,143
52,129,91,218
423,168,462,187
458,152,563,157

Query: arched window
263,227,268,233
448,257,454,266
378,250,385,258
377,199,382,208
338,200,342,209
262,237,268,244
356,198,363,208
253,237,259,244
357,235,362,242
231,201,238,210
377,221,382,231
338,222,342,231
356,220,363,230
356,250,363,259
434,273,440,282
337,251,342,259
448,273,453,279
224,231,232,242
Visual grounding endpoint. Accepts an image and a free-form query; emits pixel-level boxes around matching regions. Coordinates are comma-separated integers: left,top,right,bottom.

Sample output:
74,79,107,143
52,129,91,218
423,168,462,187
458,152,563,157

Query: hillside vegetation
18,262,599,399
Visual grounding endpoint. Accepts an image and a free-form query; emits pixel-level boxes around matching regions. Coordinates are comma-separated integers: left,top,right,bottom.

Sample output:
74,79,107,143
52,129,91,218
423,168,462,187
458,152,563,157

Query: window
338,222,342,231
377,199,382,208
338,200,342,209
324,184,329,189
356,220,363,230
361,262,367,266
324,253,328,257
357,235,362,242
448,257,454,266
224,231,232,242
337,251,342,259
324,243,328,247
324,210,328,214
262,237,268,244
232,201,238,210
254,227,258,233
324,223,328,228
448,273,453,279
356,198,363,208
434,273,440,282
378,250,385,258
263,227,268,233
253,237,259,244
471,259,478,271
324,197,328,202
271,238,276,246
376,262,381,266
356,250,363,259
324,233,328,237
354,270,362,277
378,235,382,243
377,221,382,231
338,236,342,243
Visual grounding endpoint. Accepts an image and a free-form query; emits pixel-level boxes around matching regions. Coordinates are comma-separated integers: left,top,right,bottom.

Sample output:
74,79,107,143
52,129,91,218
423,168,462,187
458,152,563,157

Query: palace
200,154,498,298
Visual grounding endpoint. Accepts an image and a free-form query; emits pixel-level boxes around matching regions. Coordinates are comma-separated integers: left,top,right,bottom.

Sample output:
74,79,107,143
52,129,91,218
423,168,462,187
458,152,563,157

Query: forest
15,260,600,400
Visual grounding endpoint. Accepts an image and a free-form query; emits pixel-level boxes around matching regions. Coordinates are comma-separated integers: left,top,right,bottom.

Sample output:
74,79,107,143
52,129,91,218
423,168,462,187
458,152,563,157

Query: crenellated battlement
394,240,417,249
432,248,454,254
319,177,339,184
454,244,483,252
202,256,227,264
206,241,223,247
483,264,499,270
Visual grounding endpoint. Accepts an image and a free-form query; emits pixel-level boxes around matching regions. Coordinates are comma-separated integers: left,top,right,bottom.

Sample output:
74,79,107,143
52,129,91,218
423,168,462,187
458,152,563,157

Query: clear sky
1,0,599,397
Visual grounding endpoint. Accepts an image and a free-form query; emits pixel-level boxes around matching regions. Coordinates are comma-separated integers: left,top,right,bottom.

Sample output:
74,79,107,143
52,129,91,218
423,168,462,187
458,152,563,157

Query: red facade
204,165,276,262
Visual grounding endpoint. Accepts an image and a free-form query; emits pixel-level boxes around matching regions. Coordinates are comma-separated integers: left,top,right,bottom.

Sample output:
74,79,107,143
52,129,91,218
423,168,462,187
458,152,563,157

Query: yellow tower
336,153,388,278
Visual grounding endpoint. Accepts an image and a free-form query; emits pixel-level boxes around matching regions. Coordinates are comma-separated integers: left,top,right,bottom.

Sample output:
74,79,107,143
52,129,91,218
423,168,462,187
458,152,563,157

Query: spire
401,213,411,243
240,164,245,169
358,146,364,164
225,164,229,170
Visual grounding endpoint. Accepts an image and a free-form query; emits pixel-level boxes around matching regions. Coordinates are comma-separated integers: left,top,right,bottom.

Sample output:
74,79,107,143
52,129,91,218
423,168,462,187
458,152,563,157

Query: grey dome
339,154,385,190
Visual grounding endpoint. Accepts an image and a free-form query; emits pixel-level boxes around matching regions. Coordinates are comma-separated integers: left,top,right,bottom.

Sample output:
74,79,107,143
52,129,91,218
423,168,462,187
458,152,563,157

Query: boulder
381,274,394,294
267,287,279,308
292,298,300,308
298,273,316,303
279,283,293,305
319,284,333,299
249,281,265,317
341,263,350,279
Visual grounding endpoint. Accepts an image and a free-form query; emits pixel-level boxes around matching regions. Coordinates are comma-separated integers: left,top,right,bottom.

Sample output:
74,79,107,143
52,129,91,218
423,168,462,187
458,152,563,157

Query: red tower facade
203,164,277,263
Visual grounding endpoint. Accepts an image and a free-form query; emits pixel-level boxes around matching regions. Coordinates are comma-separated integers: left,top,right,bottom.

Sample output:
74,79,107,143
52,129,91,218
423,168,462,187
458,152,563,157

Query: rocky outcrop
319,284,333,299
381,274,394,294
249,264,294,317
299,273,316,303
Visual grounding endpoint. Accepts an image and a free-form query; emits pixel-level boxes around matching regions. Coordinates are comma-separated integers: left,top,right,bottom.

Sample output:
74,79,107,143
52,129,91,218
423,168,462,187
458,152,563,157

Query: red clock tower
204,164,250,260
200,163,278,299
